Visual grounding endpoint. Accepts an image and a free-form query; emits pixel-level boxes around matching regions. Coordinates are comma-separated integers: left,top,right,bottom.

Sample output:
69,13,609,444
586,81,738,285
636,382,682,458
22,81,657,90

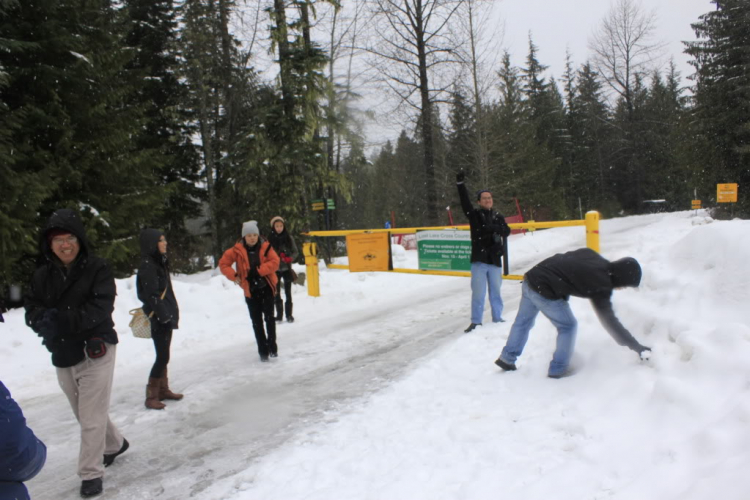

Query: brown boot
145,378,166,410
159,369,183,401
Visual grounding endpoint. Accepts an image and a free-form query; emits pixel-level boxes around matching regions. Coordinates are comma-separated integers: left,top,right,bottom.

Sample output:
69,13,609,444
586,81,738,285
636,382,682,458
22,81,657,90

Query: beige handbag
129,288,167,339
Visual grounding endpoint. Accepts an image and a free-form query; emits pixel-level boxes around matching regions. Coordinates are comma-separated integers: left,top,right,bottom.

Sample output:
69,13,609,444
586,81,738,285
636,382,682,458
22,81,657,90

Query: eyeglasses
51,235,78,246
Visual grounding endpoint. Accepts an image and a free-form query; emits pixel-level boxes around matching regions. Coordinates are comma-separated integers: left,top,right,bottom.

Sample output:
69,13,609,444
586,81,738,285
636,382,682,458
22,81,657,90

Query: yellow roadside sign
717,183,738,203
346,233,392,272
691,200,701,209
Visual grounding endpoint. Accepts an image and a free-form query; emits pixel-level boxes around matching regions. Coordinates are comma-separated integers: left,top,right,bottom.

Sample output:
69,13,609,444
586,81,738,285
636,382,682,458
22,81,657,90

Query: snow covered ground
3,210,750,500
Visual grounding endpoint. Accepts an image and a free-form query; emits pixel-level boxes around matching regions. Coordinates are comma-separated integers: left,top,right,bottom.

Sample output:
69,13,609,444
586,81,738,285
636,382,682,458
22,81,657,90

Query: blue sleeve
0,382,47,483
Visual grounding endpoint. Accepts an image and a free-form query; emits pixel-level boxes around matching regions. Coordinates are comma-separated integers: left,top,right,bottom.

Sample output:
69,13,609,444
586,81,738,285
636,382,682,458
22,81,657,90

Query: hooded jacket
24,209,119,368
525,248,646,352
219,239,279,298
136,229,179,329
457,181,511,266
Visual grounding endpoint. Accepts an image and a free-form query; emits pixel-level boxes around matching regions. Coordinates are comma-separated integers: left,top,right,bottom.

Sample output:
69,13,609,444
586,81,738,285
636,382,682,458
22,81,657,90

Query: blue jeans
500,281,578,377
470,262,504,324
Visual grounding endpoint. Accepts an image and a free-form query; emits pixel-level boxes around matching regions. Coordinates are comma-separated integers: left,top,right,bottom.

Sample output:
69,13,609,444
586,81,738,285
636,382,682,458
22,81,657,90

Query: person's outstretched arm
456,172,473,218
591,296,650,356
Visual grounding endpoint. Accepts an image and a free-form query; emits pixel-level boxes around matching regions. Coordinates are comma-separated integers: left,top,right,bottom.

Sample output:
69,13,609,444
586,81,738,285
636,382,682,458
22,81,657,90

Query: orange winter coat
219,240,279,298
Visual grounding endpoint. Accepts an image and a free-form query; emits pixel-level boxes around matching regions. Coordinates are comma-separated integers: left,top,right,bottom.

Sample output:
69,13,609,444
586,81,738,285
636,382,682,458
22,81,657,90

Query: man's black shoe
80,478,103,497
286,316,295,323
260,356,269,362
269,352,278,358
494,357,517,371
103,438,129,467
464,323,481,333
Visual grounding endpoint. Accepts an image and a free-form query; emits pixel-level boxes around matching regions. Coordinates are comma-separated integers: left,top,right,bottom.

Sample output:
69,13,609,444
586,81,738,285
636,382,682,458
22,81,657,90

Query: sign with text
346,232,391,272
311,198,336,211
717,183,738,203
691,200,701,209
416,230,471,271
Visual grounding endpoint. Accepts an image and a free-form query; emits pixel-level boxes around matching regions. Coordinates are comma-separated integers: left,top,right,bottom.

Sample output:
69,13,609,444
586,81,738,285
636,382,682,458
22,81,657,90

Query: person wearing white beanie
241,220,260,237
219,220,280,361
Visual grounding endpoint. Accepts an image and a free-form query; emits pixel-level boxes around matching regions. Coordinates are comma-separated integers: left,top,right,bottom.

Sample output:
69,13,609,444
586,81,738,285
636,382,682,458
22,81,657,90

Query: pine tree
0,0,167,281
489,52,561,220
568,62,614,214
122,0,203,271
685,0,750,214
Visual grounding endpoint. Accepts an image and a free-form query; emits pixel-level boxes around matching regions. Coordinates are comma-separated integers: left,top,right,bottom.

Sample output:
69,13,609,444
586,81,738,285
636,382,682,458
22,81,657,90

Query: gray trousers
56,344,125,480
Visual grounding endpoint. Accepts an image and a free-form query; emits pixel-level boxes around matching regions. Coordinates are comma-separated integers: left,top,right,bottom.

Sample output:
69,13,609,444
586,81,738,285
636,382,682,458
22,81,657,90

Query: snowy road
23,273,470,499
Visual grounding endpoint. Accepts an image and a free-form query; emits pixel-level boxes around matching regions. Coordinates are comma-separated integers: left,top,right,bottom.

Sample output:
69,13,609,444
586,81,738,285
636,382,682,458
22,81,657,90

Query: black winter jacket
267,230,299,273
136,229,179,329
25,209,119,368
525,248,647,353
457,181,511,266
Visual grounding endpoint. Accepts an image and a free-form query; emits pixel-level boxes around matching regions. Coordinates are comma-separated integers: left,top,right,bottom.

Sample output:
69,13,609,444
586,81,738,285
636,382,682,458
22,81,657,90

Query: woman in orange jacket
219,220,280,361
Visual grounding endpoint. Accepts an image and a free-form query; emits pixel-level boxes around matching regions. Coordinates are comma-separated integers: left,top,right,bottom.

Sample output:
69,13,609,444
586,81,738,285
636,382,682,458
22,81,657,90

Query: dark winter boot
103,438,129,467
464,323,480,333
159,368,183,401
274,297,284,322
285,301,294,323
80,477,103,497
145,378,166,410
494,357,517,371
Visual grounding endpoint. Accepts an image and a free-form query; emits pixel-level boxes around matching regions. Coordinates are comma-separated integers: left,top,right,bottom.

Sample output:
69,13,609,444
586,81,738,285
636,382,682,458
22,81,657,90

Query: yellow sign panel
691,200,701,209
346,233,392,272
717,183,738,203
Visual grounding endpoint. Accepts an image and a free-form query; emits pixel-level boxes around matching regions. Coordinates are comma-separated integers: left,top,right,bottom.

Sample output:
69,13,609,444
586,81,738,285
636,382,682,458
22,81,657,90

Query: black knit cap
476,189,492,201
609,257,642,288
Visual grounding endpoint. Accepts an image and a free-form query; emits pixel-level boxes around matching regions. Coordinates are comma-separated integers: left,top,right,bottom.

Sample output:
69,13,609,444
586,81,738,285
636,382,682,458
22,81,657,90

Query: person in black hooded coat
24,208,127,498
136,229,183,410
494,248,651,378
267,216,298,323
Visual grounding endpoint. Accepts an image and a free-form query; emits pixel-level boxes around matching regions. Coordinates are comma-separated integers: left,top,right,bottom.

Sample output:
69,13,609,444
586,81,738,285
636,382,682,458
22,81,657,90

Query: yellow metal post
585,211,600,253
303,242,320,297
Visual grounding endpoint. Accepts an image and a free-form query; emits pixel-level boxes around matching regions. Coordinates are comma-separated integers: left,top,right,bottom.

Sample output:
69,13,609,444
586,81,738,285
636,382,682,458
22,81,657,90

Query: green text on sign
416,230,471,271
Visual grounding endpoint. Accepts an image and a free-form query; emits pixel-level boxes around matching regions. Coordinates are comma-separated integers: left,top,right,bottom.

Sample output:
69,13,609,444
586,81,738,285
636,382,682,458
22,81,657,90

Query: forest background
1,0,748,297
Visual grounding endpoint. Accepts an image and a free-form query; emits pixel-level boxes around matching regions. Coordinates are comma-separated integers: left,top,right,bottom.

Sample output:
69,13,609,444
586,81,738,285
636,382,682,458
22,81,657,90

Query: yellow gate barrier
301,211,600,296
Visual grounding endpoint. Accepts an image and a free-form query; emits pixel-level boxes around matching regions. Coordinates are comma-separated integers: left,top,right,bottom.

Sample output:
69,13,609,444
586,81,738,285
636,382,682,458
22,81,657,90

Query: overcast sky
494,0,715,82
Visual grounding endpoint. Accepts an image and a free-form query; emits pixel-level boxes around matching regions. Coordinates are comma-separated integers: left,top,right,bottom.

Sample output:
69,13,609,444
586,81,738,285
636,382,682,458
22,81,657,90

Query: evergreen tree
568,62,614,214
0,0,167,282
513,42,566,219
685,0,750,214
639,65,690,208
489,52,561,220
122,0,203,271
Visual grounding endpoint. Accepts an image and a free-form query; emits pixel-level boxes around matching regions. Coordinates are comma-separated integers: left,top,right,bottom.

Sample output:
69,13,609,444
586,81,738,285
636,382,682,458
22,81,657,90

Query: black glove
36,308,60,342
456,171,465,183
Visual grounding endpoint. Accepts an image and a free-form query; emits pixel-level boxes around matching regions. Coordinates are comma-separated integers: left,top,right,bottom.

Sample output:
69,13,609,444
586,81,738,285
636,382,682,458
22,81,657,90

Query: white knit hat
241,220,259,237
270,215,285,227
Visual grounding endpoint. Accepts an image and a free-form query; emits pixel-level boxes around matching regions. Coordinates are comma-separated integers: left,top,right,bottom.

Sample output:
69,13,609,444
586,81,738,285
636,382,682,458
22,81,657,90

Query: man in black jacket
456,172,511,333
494,248,651,378
25,209,128,498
